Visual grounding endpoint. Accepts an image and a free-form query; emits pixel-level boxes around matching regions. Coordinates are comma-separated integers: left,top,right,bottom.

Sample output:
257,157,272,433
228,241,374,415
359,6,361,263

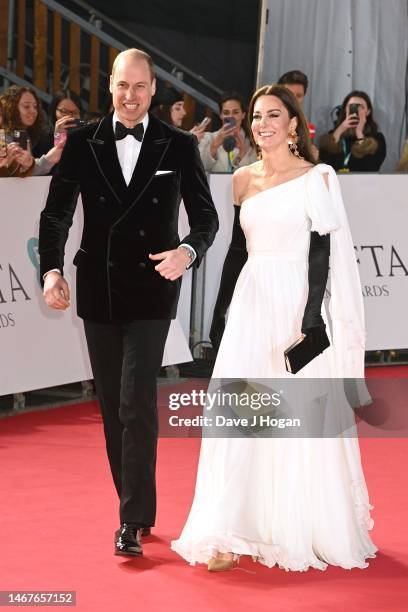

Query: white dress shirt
113,111,149,185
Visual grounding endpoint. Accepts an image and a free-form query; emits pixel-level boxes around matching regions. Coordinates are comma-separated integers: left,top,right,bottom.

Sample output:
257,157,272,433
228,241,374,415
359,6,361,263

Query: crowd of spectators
1,71,407,178
0,85,64,176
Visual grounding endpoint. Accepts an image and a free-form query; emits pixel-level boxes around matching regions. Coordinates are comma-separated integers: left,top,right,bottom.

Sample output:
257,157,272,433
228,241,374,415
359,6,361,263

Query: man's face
110,58,156,127
283,83,305,107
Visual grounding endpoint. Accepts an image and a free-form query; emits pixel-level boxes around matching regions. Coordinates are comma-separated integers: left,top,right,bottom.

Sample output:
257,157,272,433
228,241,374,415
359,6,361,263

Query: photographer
199,91,257,173
319,90,386,171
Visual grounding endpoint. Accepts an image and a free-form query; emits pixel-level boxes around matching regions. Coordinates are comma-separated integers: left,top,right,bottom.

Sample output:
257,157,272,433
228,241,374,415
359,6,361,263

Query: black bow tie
115,121,144,141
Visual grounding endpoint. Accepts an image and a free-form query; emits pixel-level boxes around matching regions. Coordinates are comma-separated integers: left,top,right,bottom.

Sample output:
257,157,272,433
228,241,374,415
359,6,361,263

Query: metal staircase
0,0,221,123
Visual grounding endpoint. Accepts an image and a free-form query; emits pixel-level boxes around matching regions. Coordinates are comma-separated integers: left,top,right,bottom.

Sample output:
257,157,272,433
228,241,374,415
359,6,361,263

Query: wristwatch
179,244,195,268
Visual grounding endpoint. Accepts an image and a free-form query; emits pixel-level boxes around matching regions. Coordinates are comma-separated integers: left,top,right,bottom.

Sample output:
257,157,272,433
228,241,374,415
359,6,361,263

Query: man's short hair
111,48,155,81
278,70,308,94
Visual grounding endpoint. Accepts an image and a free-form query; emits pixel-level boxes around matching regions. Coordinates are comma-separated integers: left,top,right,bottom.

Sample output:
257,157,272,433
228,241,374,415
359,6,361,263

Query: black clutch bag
284,326,330,374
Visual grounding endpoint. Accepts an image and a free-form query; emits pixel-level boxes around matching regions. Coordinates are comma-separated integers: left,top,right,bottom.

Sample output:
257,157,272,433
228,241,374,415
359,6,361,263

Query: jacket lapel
87,114,128,204
86,112,171,208
126,113,171,204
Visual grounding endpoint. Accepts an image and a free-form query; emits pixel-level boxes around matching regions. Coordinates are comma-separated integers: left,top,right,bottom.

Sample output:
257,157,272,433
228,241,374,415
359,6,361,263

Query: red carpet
0,375,407,611
366,365,408,378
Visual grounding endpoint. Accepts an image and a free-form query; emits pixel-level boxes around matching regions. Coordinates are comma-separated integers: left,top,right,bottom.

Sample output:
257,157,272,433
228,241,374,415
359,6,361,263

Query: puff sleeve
305,164,341,235
306,164,366,381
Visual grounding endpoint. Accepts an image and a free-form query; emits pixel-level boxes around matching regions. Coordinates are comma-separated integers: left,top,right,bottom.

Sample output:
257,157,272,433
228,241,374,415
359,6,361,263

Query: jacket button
139,229,146,237
138,262,146,269
108,261,114,268
152,197,159,204
98,195,107,204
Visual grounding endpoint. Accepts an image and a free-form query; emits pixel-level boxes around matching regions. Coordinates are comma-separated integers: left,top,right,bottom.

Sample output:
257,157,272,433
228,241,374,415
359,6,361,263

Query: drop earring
288,129,304,160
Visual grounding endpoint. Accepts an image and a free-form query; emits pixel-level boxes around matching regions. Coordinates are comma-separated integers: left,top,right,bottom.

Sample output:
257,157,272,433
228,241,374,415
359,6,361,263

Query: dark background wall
67,0,261,104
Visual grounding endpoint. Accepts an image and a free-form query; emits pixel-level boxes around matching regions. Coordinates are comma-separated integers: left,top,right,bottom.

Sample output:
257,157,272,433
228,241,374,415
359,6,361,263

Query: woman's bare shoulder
233,162,260,205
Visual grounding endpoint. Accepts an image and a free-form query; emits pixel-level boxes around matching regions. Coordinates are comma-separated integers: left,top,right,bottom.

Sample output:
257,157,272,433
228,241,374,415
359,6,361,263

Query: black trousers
83,318,171,527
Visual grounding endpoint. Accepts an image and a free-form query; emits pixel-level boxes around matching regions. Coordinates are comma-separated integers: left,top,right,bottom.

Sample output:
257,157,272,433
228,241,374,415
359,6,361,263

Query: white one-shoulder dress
171,164,377,571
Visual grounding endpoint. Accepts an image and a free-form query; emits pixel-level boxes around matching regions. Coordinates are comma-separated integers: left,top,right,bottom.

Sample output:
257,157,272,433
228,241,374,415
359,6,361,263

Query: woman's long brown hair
1,85,44,147
247,84,316,164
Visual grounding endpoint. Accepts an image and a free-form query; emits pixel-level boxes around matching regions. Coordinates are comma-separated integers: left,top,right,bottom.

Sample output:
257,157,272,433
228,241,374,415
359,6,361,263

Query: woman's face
251,95,296,151
170,101,186,127
18,92,38,127
220,99,245,129
345,96,370,122
55,97,81,121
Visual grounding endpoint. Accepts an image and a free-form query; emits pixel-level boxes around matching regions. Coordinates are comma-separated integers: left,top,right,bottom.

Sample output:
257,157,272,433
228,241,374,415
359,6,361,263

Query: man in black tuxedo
39,48,218,557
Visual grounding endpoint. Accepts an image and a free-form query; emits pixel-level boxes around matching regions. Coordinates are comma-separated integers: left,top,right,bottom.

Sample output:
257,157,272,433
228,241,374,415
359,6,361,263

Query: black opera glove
301,231,331,333
209,205,247,352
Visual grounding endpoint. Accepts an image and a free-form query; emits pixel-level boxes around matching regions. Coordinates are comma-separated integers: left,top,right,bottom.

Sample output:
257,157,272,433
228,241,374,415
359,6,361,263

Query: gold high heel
207,553,239,572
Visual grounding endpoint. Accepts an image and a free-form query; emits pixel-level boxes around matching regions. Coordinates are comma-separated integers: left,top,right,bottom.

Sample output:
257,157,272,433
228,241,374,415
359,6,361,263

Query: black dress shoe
114,524,143,556
114,526,151,540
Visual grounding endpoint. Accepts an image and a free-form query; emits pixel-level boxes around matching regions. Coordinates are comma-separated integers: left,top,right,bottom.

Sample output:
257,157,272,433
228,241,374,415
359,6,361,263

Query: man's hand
43,272,70,310
149,247,191,281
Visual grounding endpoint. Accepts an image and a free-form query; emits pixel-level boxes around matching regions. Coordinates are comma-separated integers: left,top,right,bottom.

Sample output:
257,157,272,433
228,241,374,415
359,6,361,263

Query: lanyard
227,150,235,173
341,138,352,168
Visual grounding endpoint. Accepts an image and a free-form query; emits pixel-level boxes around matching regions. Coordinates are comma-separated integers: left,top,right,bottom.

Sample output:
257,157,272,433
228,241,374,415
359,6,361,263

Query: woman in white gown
171,85,377,572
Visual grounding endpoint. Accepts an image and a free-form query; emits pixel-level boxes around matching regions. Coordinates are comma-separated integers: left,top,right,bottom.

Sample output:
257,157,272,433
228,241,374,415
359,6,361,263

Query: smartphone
222,116,237,152
349,103,360,116
223,116,236,129
13,129,28,150
70,119,87,128
197,116,211,130
0,128,7,158
348,103,360,126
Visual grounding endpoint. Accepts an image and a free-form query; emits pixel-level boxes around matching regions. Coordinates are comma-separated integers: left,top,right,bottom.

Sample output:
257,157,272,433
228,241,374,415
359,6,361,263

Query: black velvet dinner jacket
39,112,219,323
